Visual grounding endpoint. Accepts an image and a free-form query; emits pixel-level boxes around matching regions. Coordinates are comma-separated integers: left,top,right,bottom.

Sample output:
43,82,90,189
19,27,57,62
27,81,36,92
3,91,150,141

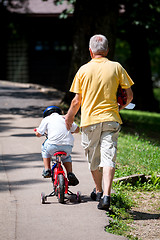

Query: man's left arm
119,87,133,111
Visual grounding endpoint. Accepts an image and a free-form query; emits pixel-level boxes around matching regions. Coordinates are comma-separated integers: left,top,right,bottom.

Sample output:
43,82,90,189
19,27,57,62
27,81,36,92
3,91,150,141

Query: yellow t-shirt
70,57,134,127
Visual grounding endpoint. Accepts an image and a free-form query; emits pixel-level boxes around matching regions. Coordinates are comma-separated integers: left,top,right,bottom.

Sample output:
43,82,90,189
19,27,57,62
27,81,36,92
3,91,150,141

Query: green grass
106,175,160,239
116,110,160,178
106,190,138,240
106,109,160,239
120,110,160,141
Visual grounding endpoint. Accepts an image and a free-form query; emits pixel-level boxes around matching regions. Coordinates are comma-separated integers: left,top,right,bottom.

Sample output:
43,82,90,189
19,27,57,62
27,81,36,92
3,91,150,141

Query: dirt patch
129,191,160,240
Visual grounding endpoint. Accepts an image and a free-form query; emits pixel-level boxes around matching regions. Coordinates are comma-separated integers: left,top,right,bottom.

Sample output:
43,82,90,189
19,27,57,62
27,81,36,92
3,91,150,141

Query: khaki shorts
81,121,121,171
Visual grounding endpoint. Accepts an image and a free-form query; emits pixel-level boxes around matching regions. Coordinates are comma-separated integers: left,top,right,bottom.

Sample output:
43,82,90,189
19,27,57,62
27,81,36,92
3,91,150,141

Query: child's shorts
42,140,72,163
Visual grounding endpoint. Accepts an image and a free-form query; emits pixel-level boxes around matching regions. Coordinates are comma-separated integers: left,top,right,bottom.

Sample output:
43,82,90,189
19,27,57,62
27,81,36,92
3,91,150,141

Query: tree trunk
127,25,159,112
63,0,118,104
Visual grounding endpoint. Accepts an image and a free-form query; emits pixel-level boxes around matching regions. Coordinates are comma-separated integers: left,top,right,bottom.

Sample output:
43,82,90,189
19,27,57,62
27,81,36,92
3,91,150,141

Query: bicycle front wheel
57,174,65,203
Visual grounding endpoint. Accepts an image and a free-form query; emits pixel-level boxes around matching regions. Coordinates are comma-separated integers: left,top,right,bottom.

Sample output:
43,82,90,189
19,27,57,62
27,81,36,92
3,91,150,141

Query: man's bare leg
91,169,103,193
97,166,115,210
103,166,115,196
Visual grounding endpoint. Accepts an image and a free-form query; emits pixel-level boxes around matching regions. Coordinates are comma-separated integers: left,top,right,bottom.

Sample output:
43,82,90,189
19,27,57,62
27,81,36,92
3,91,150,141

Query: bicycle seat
54,151,67,156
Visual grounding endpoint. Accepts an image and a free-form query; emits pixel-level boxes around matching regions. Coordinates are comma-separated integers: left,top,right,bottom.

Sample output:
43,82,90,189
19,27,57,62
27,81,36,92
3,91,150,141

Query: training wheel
41,192,46,204
76,191,81,203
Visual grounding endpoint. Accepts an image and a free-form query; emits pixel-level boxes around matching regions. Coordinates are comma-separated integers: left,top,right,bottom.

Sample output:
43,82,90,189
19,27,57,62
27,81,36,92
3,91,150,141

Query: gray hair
89,34,108,54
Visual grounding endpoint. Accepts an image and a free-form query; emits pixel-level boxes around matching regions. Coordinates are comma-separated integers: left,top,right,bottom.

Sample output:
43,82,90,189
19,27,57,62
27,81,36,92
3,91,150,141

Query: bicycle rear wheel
57,174,65,203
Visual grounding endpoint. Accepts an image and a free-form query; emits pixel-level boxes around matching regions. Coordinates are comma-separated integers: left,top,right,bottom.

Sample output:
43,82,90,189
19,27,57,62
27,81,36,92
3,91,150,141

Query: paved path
0,81,127,240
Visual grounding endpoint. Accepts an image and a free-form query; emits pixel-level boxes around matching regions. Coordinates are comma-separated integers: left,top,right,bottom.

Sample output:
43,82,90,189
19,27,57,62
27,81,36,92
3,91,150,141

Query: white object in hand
125,103,135,109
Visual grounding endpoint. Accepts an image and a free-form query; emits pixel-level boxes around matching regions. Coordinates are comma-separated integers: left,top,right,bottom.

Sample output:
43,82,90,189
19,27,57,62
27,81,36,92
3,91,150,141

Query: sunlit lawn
116,110,160,178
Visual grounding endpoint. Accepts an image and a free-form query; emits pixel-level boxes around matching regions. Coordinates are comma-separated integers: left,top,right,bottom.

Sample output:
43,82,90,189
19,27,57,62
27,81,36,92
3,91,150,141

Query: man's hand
65,114,74,131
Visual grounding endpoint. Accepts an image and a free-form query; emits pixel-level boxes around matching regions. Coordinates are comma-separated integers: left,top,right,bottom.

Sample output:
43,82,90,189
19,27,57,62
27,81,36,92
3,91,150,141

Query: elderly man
65,34,134,210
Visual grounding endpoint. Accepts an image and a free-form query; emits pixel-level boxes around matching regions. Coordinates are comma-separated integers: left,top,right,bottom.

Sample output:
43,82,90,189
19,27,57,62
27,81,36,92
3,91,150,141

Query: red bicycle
41,151,81,204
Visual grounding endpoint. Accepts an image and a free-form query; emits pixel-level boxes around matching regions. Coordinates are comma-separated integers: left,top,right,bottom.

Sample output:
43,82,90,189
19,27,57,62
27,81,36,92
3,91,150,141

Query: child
35,105,79,186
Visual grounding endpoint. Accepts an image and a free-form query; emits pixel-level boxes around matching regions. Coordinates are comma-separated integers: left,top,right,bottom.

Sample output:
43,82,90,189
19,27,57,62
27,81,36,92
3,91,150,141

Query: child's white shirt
37,113,78,146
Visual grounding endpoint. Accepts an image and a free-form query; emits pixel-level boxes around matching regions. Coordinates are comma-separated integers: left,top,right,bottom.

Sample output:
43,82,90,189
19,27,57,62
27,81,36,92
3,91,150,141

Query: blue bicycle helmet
43,106,62,118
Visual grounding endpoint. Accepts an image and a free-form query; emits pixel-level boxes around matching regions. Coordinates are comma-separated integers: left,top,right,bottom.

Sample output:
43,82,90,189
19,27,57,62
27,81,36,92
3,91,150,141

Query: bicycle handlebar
34,128,48,138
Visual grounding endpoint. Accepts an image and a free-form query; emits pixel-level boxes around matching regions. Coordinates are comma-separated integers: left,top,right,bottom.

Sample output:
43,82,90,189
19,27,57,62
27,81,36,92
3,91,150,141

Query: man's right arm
65,93,82,130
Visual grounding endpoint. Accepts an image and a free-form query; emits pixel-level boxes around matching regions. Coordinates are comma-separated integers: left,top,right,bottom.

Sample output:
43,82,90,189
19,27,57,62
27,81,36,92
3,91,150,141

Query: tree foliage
63,0,119,102
58,0,160,111
117,0,160,111
1,0,160,111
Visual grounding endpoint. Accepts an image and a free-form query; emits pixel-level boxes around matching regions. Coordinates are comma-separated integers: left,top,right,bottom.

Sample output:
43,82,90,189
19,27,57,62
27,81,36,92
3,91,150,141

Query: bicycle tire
57,174,65,203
